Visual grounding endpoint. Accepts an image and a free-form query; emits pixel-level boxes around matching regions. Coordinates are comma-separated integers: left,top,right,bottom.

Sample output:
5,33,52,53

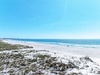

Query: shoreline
2,39,100,63
1,39,100,75
2,39,100,58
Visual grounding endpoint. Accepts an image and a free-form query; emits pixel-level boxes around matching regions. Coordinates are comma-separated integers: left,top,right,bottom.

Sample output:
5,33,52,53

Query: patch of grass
0,41,33,51
80,56,93,62
0,66,4,71
28,59,37,62
37,54,50,59
11,53,24,58
8,69,14,74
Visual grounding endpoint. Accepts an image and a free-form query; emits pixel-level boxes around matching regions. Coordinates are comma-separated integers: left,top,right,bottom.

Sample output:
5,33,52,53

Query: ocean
11,39,100,47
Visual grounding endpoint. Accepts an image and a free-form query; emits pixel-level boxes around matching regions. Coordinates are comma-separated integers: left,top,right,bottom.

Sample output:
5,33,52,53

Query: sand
2,39,100,64
1,39,100,75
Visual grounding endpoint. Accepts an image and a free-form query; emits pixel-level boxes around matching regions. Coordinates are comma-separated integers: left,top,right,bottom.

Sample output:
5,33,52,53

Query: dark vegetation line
0,40,33,51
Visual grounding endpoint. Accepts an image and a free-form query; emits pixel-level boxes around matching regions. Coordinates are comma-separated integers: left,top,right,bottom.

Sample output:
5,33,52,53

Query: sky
0,0,100,39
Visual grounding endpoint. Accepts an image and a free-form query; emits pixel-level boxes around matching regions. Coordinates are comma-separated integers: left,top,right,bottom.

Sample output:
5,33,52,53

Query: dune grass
0,40,33,51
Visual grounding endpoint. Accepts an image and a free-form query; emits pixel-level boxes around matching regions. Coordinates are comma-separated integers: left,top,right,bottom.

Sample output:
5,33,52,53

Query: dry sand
3,39,100,64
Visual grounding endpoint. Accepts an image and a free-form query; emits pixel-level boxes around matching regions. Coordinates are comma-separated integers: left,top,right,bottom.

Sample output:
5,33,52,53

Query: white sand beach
2,40,100,57
1,39,100,75
3,39,100,63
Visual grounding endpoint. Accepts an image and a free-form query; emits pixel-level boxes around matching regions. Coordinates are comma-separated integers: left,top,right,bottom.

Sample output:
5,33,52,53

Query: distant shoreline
2,38,100,48
2,39,100,59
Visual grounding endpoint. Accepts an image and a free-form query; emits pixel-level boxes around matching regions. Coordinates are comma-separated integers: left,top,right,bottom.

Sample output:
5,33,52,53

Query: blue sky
0,0,100,39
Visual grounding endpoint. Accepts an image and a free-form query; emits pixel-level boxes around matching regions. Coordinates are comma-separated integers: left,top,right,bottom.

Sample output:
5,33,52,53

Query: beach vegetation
0,41,33,51
37,54,50,59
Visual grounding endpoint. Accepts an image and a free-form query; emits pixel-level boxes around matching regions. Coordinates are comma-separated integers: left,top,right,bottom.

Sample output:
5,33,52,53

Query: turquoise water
11,39,100,46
